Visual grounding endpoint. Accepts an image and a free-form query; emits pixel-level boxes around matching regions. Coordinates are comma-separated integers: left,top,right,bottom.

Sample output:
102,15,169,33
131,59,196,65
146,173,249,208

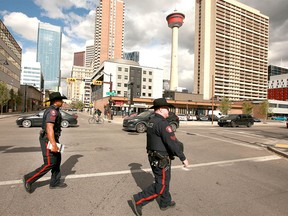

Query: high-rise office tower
123,51,140,63
85,42,94,67
73,51,85,66
194,0,269,101
93,0,125,72
37,22,62,91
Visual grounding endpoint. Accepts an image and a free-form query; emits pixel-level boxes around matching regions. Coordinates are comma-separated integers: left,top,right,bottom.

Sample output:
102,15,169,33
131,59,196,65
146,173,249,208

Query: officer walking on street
22,92,68,193
131,98,189,215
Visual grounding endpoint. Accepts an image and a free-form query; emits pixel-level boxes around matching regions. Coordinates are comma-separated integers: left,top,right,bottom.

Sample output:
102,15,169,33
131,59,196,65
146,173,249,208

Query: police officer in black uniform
131,98,189,215
23,92,68,193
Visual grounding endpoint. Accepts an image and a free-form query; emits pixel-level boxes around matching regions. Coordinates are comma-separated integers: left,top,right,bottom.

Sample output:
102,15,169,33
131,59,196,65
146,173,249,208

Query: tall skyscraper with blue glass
37,22,62,91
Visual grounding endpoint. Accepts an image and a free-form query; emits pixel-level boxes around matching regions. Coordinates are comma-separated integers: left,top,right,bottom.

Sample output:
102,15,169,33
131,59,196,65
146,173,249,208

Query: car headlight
17,117,23,120
226,120,231,122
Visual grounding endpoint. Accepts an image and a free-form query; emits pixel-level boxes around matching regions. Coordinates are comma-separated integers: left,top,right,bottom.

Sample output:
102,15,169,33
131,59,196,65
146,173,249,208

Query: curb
267,146,288,159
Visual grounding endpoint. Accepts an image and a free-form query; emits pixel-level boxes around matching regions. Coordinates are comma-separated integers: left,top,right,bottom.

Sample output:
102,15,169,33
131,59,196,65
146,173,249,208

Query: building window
124,75,128,80
124,83,128,87
118,75,122,79
143,85,146,89
125,68,128,72
149,79,152,82
142,93,146,96
279,104,288,108
118,67,122,71
117,83,121,87
143,78,146,82
148,86,152,90
124,91,127,97
149,71,152,75
143,70,146,74
148,93,152,97
117,91,121,95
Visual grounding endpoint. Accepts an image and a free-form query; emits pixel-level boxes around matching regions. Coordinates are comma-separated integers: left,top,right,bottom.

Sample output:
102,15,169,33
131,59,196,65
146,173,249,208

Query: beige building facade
68,66,93,104
194,0,269,101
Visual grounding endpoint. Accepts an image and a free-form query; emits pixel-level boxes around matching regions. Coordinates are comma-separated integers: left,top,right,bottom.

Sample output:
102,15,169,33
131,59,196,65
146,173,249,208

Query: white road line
179,129,262,149
0,155,280,186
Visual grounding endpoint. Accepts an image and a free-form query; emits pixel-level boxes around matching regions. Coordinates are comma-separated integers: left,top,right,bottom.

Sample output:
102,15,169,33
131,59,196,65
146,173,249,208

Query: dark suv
218,114,254,127
123,111,179,133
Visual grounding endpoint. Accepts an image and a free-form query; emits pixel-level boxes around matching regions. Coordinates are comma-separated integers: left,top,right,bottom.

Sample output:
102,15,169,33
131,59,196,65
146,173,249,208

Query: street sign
106,91,116,96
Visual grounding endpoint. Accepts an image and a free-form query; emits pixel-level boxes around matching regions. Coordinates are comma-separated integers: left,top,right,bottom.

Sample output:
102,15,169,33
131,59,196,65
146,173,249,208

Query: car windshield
137,111,152,117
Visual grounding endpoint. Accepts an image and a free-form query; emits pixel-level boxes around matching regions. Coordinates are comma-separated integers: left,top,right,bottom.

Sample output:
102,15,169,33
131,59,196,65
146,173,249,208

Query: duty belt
147,150,167,159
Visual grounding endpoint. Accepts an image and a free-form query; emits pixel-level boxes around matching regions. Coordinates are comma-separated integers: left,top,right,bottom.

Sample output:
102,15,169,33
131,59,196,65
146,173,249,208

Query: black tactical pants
23,135,61,187
133,155,172,208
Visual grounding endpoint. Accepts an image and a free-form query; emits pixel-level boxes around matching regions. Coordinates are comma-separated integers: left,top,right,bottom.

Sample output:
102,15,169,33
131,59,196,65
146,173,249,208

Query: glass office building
37,22,62,91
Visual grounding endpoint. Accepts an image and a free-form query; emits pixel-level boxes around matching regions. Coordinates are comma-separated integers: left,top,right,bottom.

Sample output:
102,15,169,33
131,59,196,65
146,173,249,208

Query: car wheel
22,120,32,128
136,123,146,133
218,124,223,127
170,123,177,132
61,120,69,128
247,122,252,127
231,122,236,127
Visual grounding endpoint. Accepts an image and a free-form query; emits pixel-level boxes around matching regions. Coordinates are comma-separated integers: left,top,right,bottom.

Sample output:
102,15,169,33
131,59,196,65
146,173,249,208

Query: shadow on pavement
31,154,83,191
129,162,154,190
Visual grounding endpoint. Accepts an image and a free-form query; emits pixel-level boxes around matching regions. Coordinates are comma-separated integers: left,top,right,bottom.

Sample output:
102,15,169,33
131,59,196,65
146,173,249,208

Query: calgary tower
166,10,185,91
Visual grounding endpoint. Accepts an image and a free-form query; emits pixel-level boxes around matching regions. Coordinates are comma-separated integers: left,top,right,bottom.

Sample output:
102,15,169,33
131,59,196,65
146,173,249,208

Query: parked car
271,116,287,121
197,115,209,121
177,114,187,121
208,110,224,121
218,114,254,127
253,117,261,122
187,115,197,121
123,111,179,133
16,110,78,128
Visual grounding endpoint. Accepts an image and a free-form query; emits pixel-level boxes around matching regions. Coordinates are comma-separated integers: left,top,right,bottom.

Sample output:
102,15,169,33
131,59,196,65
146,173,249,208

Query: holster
148,151,170,168
39,129,46,138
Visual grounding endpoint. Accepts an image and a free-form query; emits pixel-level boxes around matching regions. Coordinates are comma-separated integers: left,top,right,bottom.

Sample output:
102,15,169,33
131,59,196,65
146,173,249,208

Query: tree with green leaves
71,100,85,111
0,82,10,114
9,89,16,111
15,90,22,111
219,97,231,115
242,101,253,115
258,100,270,123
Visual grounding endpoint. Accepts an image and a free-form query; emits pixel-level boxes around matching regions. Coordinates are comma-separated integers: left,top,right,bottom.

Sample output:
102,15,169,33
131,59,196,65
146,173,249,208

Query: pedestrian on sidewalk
131,98,189,215
22,92,68,193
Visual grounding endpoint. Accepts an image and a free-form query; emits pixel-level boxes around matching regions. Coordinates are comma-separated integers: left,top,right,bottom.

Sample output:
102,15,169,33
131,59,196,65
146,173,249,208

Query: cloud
2,12,39,42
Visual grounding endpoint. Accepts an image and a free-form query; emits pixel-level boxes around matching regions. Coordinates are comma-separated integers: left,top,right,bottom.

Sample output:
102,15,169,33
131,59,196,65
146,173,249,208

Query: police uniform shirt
42,105,62,135
146,113,186,161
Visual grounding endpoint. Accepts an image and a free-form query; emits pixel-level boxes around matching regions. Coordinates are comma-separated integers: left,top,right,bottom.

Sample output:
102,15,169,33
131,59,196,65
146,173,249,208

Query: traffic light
66,78,77,82
92,80,103,85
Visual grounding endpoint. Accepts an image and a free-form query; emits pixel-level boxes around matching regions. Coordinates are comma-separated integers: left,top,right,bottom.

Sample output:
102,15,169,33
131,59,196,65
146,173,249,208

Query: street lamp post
23,84,27,112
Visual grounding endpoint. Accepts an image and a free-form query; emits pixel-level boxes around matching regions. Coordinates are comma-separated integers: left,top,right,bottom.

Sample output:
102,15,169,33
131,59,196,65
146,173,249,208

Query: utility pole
128,81,134,116
211,75,214,125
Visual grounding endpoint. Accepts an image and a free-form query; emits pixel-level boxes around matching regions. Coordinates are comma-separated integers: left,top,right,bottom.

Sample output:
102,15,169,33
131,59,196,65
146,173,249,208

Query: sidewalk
0,112,22,119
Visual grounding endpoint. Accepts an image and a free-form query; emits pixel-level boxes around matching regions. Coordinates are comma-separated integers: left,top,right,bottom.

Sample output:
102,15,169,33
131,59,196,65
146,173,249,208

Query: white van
208,110,224,121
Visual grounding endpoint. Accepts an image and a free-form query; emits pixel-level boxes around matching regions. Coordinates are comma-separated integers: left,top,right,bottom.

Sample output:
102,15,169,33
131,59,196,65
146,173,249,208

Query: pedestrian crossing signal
92,80,103,85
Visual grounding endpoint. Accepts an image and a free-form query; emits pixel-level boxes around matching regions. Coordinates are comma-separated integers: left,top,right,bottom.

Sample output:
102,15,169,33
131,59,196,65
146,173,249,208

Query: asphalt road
1,113,288,216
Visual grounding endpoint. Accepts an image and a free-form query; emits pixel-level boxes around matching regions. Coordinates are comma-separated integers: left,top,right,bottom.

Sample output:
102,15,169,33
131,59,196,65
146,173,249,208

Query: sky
1,0,288,93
